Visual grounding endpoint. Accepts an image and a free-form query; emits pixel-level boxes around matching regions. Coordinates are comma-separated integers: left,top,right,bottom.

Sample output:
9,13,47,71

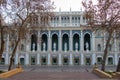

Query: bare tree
2,0,54,70
82,0,120,71
0,0,7,61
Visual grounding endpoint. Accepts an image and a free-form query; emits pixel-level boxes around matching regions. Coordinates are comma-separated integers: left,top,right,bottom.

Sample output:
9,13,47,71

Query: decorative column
114,31,118,65
5,34,9,65
70,54,73,65
103,32,106,50
92,32,96,65
80,14,83,25
59,30,62,51
70,15,72,26
81,53,84,65
70,30,73,51
48,54,51,66
37,31,40,51
80,30,84,51
59,15,61,26
58,54,62,66
81,30,84,65
48,31,51,52
25,53,29,65
37,53,40,65
5,53,9,65
15,53,18,65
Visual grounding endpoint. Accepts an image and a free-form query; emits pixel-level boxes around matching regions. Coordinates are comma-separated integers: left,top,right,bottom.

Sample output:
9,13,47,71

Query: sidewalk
4,71,101,80
3,66,101,80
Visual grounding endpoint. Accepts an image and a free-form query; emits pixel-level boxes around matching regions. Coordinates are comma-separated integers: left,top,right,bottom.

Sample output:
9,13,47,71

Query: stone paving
3,71,101,80
0,66,117,80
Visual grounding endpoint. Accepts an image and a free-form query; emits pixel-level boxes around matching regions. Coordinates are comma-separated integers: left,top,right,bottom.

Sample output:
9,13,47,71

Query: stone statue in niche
85,42,89,51
32,43,35,52
64,42,67,52
53,42,56,52
43,42,46,52
75,42,78,52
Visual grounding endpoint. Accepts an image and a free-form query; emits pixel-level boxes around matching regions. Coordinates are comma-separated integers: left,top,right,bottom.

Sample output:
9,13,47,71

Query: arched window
62,34,69,51
31,34,37,51
84,33,91,51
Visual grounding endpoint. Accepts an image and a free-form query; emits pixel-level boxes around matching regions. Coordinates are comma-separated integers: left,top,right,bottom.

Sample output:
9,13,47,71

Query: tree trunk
8,39,20,71
0,28,5,61
101,32,112,71
116,58,120,72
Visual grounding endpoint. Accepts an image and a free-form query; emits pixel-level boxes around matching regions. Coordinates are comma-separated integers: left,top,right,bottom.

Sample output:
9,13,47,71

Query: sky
51,0,83,11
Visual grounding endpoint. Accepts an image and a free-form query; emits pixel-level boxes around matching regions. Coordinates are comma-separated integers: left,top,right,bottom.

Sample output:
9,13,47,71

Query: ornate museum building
1,10,120,66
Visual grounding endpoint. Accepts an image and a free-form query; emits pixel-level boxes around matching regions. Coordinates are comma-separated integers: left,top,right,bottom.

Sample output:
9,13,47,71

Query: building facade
1,10,120,66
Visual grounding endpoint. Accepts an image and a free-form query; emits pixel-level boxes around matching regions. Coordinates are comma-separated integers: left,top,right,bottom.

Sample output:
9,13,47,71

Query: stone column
37,53,40,65
25,53,29,65
48,54,51,66
81,30,84,65
70,30,73,51
80,30,83,51
59,15,61,26
70,54,73,65
15,53,18,65
81,53,84,65
5,34,9,65
48,31,51,52
92,32,96,65
5,53,9,65
37,31,40,51
70,15,72,26
103,32,106,50
59,30,62,51
58,54,62,66
80,14,83,25
114,31,118,65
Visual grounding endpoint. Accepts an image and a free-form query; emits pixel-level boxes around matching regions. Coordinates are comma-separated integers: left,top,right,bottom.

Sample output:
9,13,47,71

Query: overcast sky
51,0,83,11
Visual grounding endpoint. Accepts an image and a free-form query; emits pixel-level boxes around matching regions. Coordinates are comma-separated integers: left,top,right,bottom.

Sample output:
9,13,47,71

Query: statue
75,42,78,52
85,42,89,51
53,42,56,52
64,42,67,52
32,43,35,52
43,42,46,52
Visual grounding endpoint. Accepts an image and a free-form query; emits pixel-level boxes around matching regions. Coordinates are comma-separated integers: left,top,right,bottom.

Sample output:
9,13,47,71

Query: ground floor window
63,56,69,65
41,56,47,65
31,57,36,65
97,57,102,65
0,58,5,65
20,58,24,65
85,57,91,65
108,57,113,65
52,57,58,65
74,56,79,65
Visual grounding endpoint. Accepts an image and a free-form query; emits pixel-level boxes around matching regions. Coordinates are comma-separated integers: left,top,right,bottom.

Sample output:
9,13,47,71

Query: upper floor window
98,44,101,51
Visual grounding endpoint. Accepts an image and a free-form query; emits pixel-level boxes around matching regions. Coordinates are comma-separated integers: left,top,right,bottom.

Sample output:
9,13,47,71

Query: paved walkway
4,71,100,80
3,66,102,80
